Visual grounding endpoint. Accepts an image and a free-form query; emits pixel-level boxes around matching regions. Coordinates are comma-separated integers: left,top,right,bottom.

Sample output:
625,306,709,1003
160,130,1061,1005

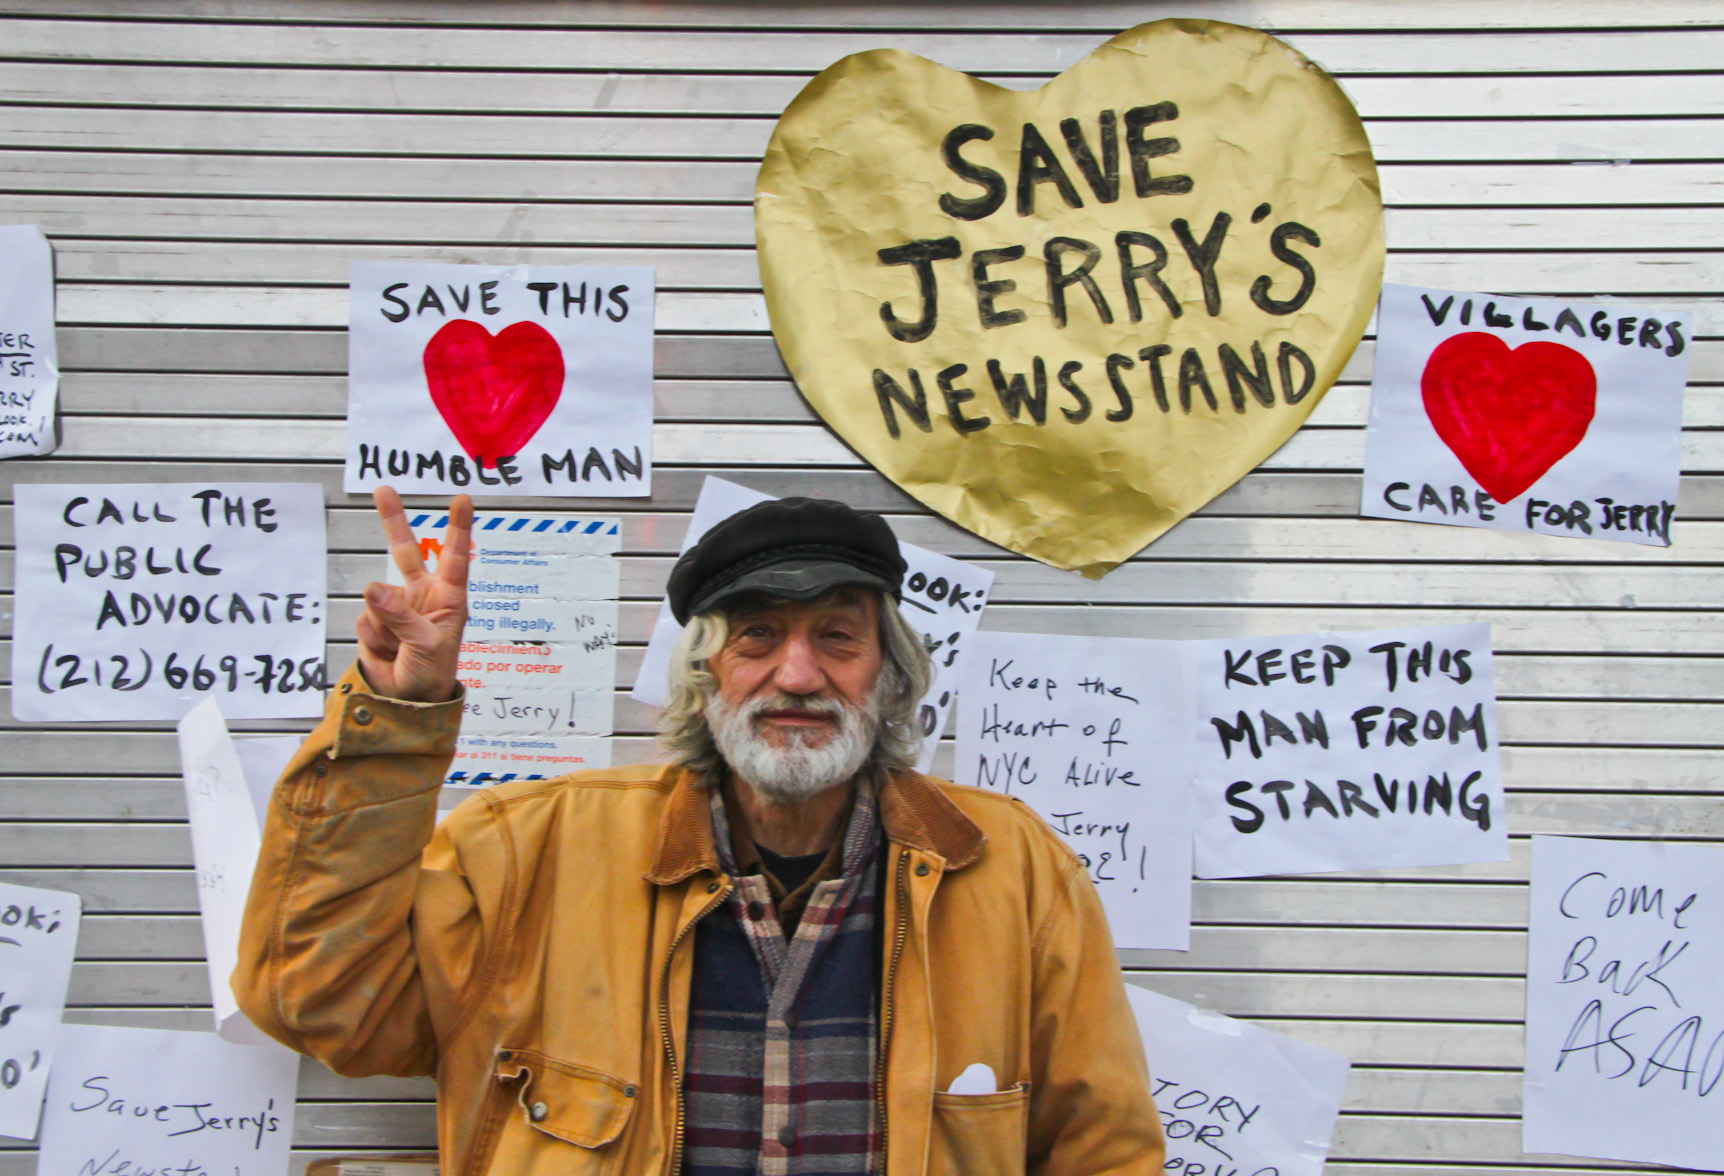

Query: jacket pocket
929,1084,1029,1176
495,1049,636,1150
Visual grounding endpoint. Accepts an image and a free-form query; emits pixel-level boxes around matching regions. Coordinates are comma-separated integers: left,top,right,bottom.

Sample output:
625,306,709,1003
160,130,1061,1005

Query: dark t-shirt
757,844,828,898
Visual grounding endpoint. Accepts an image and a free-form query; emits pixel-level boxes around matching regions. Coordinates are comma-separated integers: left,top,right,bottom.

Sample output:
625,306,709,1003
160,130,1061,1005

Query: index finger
437,494,475,591
374,485,429,582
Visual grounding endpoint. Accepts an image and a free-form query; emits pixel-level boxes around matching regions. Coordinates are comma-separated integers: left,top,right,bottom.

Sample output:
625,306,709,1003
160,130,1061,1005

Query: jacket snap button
529,1101,549,1122
706,881,721,894
339,682,352,694
497,1050,512,1061
314,763,328,777
352,705,374,726
623,1085,637,1098
915,862,930,876
777,1125,796,1147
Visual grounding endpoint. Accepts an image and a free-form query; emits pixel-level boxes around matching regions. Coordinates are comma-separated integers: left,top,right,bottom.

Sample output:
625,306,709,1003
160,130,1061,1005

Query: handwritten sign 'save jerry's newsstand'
37,1024,298,1176
754,21,1385,576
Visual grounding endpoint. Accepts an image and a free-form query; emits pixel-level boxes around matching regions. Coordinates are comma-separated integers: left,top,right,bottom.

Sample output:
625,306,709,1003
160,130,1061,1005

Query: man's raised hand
356,487,473,702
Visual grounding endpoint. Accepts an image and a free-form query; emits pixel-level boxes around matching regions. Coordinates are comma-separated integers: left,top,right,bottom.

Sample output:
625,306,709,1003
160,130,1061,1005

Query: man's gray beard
705,686,882,803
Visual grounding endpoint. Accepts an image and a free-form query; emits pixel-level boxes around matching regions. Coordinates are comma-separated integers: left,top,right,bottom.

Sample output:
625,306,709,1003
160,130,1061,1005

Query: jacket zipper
875,848,911,1169
660,877,730,1176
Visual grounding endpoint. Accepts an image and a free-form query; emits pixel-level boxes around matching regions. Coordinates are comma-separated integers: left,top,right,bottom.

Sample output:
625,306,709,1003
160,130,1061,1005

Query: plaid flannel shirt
683,781,884,1176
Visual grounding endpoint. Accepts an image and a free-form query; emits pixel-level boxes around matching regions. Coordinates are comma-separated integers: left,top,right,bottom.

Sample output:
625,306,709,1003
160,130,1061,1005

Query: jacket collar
645,768,985,885
875,770,987,870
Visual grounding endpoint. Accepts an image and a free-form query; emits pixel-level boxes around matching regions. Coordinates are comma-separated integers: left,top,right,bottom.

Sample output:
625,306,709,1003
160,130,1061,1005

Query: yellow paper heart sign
756,19,1384,577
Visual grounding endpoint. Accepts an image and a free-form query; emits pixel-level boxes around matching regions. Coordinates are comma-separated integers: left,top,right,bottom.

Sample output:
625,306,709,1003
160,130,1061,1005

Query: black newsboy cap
666,497,907,624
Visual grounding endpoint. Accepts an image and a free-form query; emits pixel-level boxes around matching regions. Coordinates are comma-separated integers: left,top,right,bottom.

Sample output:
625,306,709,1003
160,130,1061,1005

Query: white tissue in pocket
946,1063,998,1095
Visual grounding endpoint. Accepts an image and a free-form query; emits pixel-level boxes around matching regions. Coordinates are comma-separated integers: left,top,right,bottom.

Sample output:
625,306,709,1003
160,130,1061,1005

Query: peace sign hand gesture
356,487,473,703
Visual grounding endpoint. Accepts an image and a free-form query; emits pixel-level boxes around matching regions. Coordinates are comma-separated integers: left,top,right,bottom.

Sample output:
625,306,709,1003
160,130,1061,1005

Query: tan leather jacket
235,667,1164,1176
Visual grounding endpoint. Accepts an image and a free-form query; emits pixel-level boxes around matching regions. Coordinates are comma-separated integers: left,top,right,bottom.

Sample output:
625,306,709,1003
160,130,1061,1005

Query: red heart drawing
1420,332,1597,503
422,319,564,463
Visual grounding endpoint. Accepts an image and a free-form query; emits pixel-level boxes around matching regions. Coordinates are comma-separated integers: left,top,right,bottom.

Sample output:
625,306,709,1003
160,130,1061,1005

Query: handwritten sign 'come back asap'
757,20,1384,576
1524,837,1724,1172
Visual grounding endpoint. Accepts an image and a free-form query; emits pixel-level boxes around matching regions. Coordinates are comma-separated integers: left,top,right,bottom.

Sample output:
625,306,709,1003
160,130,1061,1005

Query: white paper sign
1126,986,1350,1176
1192,623,1506,879
346,262,654,497
10,484,328,721
630,477,993,774
391,510,619,786
177,699,299,1043
0,881,81,1139
38,1024,298,1176
954,630,1192,950
232,736,300,839
1524,836,1724,1172
1362,283,1690,545
0,225,58,458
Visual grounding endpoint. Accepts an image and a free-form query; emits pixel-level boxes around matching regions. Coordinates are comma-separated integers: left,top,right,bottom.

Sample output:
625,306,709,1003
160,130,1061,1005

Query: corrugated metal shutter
0,3,1717,1173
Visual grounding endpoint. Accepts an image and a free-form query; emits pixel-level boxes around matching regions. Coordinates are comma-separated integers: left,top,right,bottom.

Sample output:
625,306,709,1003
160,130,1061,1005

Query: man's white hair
658,590,933,782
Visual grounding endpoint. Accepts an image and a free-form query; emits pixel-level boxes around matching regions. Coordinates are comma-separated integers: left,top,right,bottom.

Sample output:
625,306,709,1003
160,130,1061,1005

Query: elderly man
235,488,1162,1176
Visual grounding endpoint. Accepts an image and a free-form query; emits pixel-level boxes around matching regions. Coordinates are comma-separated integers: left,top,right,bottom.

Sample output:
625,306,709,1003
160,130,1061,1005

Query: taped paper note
346,262,653,497
1523,836,1724,1172
1126,986,1349,1176
0,880,81,1140
1191,623,1507,879
1362,284,1690,545
953,629,1192,950
38,1024,297,1176
10,484,327,721
0,224,58,457
177,698,299,1042
392,510,620,787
